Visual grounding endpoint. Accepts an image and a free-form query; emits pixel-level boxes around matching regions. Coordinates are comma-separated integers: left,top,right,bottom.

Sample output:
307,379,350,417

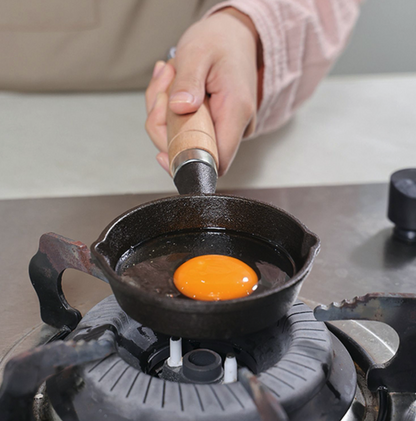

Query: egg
173,254,258,301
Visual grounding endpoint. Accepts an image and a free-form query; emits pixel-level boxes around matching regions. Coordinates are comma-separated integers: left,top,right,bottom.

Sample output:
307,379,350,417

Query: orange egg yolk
173,254,258,301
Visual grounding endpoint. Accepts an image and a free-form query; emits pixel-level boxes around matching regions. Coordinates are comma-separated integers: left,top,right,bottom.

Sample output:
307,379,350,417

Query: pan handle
166,56,219,178
167,95,219,177
29,232,108,330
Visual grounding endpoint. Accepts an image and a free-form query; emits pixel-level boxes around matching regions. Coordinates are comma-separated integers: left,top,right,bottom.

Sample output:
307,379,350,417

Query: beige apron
0,0,220,91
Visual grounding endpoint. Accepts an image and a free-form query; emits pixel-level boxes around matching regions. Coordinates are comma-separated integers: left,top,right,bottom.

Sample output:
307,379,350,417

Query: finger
210,90,256,176
156,152,170,174
168,47,211,115
145,92,169,153
145,62,175,114
152,60,165,78
243,114,257,138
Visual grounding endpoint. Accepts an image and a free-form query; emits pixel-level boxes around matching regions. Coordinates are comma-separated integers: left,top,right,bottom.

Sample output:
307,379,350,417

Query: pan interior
115,228,295,301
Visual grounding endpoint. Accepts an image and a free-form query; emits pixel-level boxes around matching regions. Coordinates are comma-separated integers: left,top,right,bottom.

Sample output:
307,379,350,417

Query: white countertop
1,73,415,200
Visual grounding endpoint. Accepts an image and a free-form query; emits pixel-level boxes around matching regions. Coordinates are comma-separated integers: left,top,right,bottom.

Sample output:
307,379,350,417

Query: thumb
169,52,210,115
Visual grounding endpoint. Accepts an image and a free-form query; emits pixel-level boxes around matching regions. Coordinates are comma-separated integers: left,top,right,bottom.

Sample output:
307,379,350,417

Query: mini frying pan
29,93,320,340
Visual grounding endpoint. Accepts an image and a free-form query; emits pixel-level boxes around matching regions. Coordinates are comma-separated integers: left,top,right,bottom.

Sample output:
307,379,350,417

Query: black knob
388,168,416,243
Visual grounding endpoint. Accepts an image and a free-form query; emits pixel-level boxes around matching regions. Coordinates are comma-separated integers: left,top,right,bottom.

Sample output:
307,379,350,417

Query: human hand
145,7,262,176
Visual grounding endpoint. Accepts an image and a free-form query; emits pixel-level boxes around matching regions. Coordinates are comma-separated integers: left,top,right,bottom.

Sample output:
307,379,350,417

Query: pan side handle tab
29,232,108,330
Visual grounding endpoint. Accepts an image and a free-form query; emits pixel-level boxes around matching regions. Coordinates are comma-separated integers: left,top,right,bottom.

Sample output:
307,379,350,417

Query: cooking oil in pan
116,229,294,301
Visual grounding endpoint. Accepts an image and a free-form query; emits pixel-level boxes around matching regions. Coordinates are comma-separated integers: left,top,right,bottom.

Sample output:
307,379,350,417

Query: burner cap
182,349,223,383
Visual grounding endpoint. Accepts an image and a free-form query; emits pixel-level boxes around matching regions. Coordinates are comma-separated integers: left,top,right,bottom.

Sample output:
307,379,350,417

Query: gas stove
1,182,416,420
2,289,416,420
2,289,416,421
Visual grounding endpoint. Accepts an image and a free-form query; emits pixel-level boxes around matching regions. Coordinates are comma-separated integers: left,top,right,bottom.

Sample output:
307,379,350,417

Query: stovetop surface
1,183,415,378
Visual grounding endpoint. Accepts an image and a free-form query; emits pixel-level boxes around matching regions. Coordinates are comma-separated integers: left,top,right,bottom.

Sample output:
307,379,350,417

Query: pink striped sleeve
205,0,361,137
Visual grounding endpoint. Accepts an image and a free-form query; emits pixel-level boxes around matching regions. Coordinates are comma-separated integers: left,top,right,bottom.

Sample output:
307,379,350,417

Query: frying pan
29,92,320,340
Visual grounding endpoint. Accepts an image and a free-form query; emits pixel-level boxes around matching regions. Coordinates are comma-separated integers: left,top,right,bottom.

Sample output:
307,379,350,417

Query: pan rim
90,194,320,313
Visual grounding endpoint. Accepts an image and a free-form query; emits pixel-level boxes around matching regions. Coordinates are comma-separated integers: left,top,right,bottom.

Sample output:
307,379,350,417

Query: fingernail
169,91,194,104
153,61,166,78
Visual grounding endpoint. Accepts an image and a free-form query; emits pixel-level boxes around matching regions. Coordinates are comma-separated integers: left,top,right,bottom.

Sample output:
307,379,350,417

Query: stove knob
388,168,416,243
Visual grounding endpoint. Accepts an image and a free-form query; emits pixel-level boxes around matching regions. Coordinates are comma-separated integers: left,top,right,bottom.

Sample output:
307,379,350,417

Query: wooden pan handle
167,95,219,176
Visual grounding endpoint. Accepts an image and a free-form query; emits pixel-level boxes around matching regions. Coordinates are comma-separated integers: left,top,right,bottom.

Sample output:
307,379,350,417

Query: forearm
205,0,362,136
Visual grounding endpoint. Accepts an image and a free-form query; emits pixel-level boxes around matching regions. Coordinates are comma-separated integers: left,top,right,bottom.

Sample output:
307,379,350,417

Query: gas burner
2,293,416,420
1,296,358,421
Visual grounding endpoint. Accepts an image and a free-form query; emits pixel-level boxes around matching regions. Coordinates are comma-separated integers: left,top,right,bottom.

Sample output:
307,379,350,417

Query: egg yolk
173,254,258,301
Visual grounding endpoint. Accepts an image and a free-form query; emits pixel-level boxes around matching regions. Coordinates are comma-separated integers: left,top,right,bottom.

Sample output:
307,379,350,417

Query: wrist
217,7,259,44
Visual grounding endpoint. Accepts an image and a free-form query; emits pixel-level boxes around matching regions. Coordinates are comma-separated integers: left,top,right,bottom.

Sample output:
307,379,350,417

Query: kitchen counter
1,73,415,200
